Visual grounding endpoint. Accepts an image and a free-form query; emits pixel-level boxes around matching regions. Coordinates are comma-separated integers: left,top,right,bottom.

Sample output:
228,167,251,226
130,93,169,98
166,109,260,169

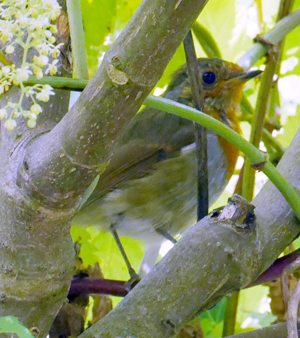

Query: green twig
238,6,300,69
144,95,300,221
192,22,222,58
24,75,285,162
242,59,280,201
25,76,88,90
242,0,294,201
66,0,89,79
254,0,264,32
222,293,240,337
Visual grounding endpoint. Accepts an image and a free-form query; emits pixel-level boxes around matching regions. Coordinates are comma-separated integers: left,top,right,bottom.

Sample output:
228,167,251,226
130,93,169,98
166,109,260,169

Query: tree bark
0,0,209,336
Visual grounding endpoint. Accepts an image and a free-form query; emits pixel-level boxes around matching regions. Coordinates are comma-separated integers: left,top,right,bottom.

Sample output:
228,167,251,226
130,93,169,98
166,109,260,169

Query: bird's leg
155,228,177,244
138,229,176,277
110,224,140,285
139,241,162,277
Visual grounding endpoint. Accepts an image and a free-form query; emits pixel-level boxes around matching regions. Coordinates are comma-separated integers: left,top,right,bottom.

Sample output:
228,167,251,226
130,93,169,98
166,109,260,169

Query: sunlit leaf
0,317,34,338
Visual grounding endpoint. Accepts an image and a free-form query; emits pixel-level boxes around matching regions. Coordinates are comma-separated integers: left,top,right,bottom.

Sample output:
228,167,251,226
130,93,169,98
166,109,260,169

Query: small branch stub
251,160,268,171
212,194,256,230
253,35,275,52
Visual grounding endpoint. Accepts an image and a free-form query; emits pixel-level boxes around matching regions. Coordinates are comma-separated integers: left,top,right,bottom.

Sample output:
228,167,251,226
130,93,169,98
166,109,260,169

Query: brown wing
82,106,195,207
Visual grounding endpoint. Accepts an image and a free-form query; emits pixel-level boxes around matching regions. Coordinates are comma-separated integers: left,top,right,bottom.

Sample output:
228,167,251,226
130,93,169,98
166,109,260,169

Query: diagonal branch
0,0,210,335
20,0,210,210
79,125,300,338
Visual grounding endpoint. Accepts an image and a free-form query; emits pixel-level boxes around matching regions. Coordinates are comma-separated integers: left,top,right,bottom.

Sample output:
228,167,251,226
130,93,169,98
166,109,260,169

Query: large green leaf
200,297,227,337
0,317,34,338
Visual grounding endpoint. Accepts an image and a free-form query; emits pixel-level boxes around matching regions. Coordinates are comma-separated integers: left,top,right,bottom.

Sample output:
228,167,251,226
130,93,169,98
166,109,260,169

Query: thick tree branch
226,322,300,338
0,2,73,336
21,0,209,210
0,0,209,336
80,127,300,337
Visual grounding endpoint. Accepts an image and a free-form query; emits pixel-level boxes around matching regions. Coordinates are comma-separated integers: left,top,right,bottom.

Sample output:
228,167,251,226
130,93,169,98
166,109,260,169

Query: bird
72,58,261,274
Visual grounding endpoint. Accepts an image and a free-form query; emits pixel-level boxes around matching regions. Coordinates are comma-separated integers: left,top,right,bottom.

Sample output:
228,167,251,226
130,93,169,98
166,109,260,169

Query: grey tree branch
0,0,210,336
80,127,300,337
0,2,73,337
21,0,210,210
226,322,300,338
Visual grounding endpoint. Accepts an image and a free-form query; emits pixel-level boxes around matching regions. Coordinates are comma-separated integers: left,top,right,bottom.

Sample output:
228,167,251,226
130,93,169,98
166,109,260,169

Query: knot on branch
253,35,275,51
161,318,177,336
108,63,129,85
211,194,256,231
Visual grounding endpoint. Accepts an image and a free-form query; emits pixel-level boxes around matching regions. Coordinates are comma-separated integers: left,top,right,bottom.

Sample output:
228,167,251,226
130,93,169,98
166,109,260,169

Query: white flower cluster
0,0,61,130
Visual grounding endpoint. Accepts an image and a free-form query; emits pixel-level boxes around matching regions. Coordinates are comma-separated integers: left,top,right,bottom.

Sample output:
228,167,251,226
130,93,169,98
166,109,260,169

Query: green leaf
0,316,34,338
200,297,227,337
71,225,145,280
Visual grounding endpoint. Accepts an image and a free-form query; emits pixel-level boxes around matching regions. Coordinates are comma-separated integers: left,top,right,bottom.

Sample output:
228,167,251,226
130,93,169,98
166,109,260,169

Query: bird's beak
230,69,263,84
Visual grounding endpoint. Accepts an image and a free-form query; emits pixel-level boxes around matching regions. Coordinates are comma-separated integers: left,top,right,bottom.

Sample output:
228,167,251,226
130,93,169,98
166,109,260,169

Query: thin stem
242,0,293,201
25,76,88,90
222,293,239,337
183,31,208,221
66,0,89,79
23,75,286,163
242,59,279,201
255,0,263,32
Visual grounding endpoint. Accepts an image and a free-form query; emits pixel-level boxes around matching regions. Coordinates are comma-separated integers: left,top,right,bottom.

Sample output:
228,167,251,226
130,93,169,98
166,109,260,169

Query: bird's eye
202,71,216,85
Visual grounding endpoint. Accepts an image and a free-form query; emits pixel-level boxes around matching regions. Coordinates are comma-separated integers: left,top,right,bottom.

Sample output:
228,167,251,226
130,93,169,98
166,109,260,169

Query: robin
72,58,261,273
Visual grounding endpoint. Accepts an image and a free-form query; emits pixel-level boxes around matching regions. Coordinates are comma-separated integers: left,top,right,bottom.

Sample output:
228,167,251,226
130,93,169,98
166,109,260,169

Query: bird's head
165,58,262,113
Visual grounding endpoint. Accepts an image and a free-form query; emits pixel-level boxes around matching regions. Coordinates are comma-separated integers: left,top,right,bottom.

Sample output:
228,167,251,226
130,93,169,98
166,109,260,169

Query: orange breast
207,105,241,179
